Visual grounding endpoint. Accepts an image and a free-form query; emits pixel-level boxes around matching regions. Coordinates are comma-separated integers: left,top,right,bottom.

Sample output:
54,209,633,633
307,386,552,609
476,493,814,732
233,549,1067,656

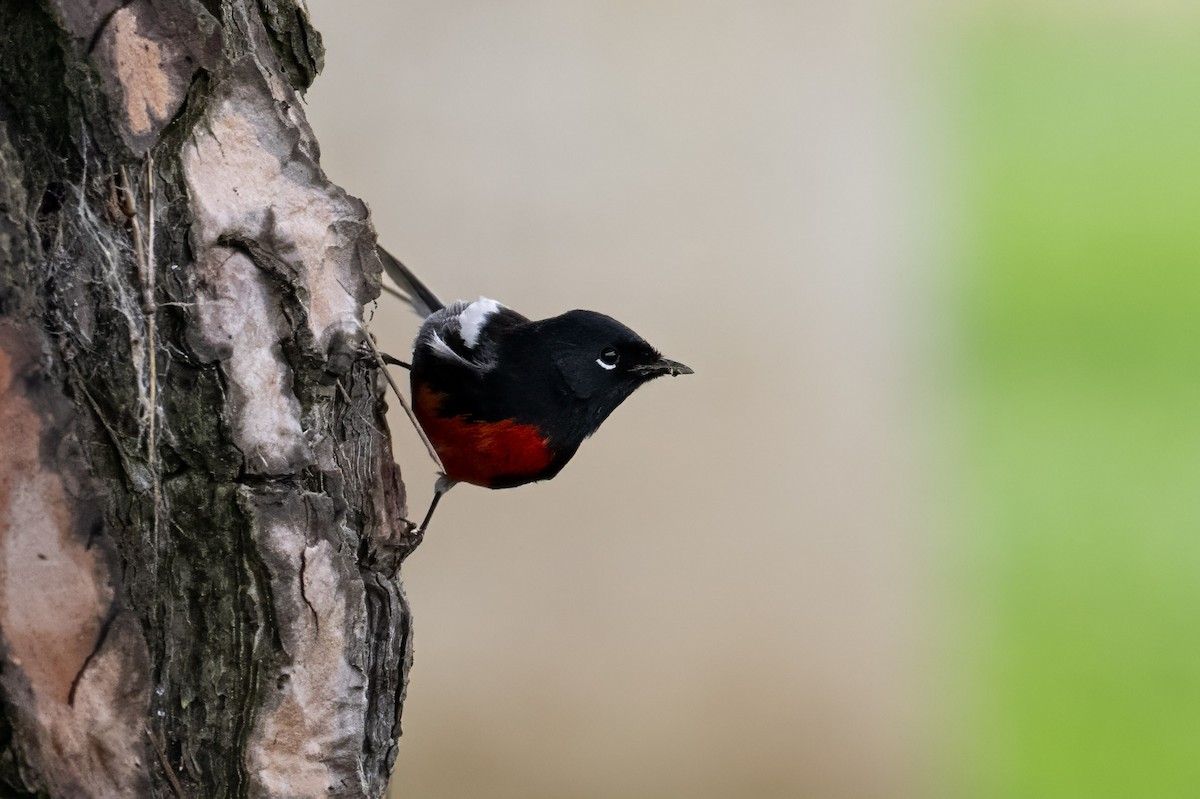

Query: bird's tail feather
378,246,444,317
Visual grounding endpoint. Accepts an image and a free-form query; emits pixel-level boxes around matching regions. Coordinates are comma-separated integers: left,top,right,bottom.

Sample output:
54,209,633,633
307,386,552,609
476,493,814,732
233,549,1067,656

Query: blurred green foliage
957,10,1200,798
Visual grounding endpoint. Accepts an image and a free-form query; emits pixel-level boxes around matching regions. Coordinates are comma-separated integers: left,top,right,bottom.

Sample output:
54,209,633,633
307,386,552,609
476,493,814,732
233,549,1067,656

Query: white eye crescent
596,346,619,370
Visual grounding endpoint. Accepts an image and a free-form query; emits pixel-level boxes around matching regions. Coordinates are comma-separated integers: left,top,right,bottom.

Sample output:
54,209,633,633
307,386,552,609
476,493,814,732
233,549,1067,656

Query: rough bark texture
0,2,418,797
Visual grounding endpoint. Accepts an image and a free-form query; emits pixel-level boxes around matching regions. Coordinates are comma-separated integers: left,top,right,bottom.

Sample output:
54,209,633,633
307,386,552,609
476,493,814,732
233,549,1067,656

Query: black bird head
498,309,692,450
546,309,688,399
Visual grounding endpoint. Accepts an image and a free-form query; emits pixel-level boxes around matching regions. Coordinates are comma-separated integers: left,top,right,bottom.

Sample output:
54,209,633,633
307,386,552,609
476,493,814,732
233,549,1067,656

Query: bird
375,247,692,534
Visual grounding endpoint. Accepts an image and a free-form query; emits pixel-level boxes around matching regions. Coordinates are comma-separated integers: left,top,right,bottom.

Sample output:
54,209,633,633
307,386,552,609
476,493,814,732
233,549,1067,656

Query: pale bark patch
245,497,370,798
0,332,152,798
183,94,363,350
0,348,106,706
192,247,311,474
103,7,183,136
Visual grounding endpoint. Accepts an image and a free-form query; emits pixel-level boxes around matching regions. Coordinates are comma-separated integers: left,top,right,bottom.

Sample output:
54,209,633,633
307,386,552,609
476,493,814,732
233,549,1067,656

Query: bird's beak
634,356,694,378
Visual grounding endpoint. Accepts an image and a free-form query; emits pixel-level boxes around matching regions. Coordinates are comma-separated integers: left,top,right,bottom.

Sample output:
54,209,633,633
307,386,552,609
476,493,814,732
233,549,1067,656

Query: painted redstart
376,247,693,534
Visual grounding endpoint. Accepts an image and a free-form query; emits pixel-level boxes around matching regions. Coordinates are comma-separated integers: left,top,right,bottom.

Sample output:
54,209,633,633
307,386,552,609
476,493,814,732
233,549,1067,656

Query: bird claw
354,342,410,370
353,341,377,363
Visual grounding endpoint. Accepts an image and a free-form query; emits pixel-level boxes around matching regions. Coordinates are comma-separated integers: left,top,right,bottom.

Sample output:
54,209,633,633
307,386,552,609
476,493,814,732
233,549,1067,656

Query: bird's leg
359,334,446,473
416,476,457,534
355,341,410,370
378,352,411,370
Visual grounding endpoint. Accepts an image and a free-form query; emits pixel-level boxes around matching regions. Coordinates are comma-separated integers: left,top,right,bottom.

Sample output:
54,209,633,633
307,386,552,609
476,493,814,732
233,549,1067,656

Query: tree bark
0,2,418,797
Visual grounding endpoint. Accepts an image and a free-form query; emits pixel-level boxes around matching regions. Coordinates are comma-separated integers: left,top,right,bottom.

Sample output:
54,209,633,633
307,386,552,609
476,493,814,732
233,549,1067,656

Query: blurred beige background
305,2,931,797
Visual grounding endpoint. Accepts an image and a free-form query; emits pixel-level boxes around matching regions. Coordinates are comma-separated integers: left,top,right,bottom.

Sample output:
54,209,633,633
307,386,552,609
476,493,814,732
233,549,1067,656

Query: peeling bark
0,2,417,797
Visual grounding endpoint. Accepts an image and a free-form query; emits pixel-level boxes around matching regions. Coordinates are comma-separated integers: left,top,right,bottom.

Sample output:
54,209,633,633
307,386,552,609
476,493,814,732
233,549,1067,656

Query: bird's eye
596,347,620,370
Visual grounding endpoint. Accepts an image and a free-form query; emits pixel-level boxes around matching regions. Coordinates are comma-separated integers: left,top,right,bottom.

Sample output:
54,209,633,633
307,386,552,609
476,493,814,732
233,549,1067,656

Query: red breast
413,384,554,487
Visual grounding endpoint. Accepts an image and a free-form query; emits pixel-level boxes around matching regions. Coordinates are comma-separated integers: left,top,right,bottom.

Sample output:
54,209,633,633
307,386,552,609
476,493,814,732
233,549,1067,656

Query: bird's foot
355,342,411,370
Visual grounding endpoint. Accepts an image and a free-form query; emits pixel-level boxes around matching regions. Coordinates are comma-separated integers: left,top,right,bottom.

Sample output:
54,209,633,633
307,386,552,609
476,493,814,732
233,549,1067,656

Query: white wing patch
428,330,473,366
418,297,512,372
458,297,501,350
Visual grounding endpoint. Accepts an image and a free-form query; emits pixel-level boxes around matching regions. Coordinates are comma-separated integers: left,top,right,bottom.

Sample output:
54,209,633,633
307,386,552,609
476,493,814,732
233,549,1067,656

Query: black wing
378,246,445,318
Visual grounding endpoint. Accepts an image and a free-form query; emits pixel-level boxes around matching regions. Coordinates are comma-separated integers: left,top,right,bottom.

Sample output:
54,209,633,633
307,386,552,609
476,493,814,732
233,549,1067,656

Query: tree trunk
0,2,418,796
